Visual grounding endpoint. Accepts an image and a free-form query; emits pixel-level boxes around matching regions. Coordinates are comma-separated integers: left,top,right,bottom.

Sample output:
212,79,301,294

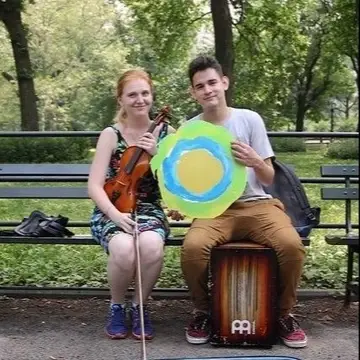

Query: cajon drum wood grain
210,241,278,347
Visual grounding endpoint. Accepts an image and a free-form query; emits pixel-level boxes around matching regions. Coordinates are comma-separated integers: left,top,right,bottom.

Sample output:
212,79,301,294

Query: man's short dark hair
188,55,223,84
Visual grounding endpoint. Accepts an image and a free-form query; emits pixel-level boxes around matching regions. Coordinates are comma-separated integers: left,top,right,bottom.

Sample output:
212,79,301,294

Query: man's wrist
253,158,265,171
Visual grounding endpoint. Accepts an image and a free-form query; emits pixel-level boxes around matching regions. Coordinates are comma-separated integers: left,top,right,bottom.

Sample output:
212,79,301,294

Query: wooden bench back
0,164,89,199
320,165,359,235
0,164,90,176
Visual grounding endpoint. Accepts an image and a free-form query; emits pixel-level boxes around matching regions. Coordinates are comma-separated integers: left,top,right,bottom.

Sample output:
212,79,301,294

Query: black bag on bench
0,210,74,237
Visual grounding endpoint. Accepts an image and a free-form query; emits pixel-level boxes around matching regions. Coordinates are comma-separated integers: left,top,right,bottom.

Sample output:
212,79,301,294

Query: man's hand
231,140,275,186
231,140,263,168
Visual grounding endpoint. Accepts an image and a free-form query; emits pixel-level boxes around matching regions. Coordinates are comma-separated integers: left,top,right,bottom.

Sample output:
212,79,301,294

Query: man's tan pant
181,199,305,317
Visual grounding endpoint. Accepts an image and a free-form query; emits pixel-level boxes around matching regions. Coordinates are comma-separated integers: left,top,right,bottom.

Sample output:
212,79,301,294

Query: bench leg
344,245,354,307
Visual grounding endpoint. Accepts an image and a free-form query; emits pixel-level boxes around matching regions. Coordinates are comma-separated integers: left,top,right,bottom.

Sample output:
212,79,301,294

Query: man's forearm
253,159,274,186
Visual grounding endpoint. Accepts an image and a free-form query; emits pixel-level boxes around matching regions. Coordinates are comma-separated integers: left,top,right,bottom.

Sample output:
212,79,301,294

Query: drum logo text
231,320,256,335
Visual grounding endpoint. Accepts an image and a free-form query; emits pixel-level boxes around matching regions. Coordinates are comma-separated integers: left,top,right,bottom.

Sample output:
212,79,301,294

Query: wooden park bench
0,163,310,246
0,163,312,299
0,163,189,247
321,164,359,305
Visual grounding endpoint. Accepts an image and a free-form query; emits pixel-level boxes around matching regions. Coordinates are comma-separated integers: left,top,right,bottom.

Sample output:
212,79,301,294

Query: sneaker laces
132,305,152,329
110,304,126,327
189,312,209,331
279,314,301,333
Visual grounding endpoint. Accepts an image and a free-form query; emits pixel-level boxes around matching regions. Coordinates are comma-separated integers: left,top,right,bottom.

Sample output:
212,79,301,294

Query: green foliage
306,116,358,132
326,139,359,160
308,119,330,132
24,0,129,130
301,232,351,288
1,0,358,132
0,245,108,287
231,0,358,131
157,247,185,288
0,137,91,163
325,0,358,73
153,68,197,127
232,0,311,124
121,0,204,66
0,25,20,130
115,0,204,126
270,138,306,152
336,117,358,132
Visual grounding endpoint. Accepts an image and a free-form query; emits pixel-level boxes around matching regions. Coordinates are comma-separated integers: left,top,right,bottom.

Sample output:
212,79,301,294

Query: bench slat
0,187,89,199
0,235,96,245
1,176,358,184
321,165,359,177
321,188,359,200
0,235,310,246
0,235,183,245
0,164,90,176
0,176,88,182
325,235,359,246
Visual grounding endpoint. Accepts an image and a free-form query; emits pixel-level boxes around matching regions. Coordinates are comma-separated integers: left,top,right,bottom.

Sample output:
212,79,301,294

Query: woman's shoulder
99,125,121,140
94,127,119,151
101,125,119,135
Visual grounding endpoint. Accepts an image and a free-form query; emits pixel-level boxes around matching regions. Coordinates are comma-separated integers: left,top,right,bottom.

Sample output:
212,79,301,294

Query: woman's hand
167,209,185,221
108,208,136,234
137,132,157,156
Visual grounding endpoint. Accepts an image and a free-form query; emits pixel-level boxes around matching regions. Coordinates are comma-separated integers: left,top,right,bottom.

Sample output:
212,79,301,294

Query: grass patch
0,148,358,289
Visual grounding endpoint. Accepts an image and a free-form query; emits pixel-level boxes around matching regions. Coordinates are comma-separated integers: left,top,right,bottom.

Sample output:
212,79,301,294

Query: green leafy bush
336,117,358,132
270,138,306,152
0,137,92,163
326,139,359,160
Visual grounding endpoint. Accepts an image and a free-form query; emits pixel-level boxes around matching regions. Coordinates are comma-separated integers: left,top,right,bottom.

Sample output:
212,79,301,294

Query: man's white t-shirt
188,107,274,202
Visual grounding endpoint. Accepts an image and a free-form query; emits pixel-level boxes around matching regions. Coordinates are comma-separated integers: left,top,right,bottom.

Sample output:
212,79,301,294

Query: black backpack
264,159,320,238
0,210,74,237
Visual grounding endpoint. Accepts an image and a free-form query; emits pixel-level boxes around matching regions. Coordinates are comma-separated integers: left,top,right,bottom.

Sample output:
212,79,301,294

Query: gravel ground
0,297,358,360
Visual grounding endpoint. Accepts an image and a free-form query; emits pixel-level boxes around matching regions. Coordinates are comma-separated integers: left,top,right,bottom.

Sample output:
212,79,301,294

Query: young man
181,55,307,348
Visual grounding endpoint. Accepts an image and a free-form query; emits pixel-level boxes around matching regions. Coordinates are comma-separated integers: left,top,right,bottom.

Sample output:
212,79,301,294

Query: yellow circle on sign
176,149,224,194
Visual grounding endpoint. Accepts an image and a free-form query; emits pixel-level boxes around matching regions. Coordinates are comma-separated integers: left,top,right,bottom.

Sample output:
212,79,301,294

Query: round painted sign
150,120,247,218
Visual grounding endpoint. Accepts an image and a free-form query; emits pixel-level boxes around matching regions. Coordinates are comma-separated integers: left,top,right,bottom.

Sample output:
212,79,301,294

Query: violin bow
133,210,147,360
133,105,172,359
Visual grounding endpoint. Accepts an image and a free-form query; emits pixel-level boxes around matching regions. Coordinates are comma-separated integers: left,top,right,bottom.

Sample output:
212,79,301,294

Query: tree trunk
330,107,335,132
293,34,330,132
1,6,39,130
210,0,234,105
345,97,350,119
295,94,306,131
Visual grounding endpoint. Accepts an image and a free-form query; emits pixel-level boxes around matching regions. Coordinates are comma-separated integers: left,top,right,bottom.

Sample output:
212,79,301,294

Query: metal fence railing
0,131,358,138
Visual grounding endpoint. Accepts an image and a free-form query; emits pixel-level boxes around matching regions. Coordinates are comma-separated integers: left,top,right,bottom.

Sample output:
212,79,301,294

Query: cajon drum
210,241,278,347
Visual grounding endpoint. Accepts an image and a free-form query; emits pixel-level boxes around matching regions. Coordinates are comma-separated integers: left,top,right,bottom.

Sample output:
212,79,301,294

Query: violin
103,106,170,213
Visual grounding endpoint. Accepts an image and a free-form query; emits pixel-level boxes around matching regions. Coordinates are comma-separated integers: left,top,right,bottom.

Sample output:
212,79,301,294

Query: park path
0,297,358,360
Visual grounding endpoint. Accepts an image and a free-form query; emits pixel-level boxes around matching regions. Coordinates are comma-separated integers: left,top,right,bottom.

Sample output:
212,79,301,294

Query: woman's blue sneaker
105,304,128,339
130,305,154,340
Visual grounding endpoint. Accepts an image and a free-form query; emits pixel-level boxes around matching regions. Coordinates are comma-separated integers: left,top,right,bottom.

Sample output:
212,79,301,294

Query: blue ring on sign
162,137,232,202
